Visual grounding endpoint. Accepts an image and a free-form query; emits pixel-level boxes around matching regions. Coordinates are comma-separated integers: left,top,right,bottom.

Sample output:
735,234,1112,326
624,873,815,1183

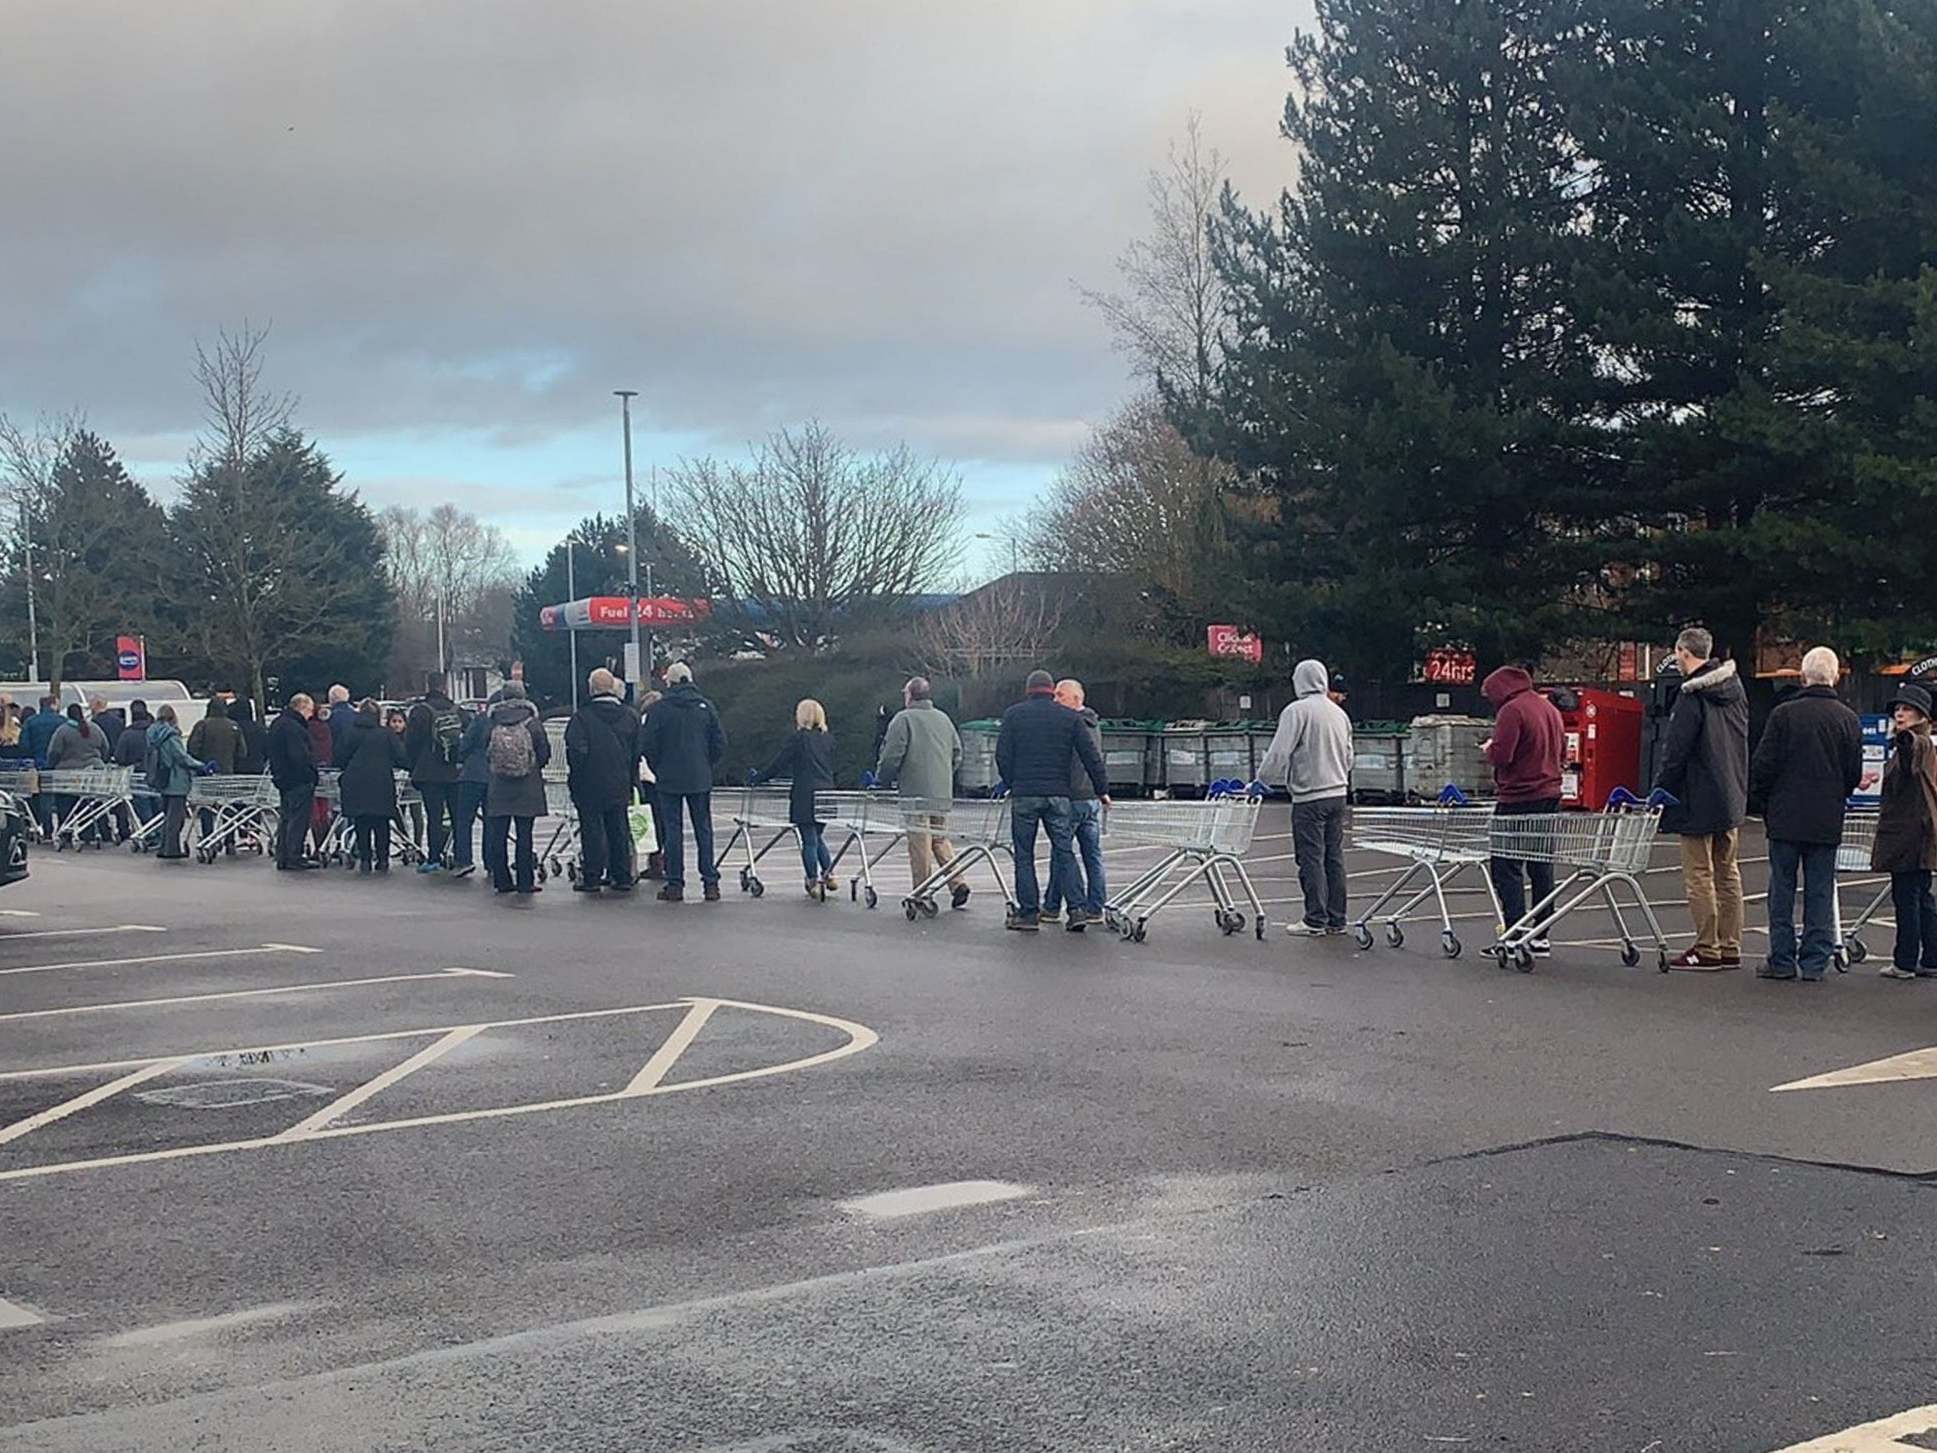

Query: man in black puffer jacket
565,668,641,893
1653,627,1751,969
995,669,1108,932
640,662,727,902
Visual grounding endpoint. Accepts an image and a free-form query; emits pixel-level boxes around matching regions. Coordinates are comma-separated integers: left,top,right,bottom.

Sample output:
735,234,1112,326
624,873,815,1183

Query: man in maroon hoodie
1482,665,1566,956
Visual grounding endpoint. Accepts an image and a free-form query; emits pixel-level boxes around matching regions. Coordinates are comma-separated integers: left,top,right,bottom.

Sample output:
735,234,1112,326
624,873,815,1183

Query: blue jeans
798,822,832,880
1891,870,1937,972
1767,839,1838,978
1044,799,1104,916
1010,795,1073,917
662,791,718,889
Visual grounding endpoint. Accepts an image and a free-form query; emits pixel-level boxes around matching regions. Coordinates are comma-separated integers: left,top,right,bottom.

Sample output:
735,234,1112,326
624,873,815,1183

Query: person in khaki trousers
875,676,969,908
1653,627,1751,968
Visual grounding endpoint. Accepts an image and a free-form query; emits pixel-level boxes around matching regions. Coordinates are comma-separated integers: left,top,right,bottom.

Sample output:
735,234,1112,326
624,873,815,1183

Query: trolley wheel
850,880,858,902
564,862,577,883
1353,924,1374,951
919,899,939,920
1441,931,1462,959
1386,922,1405,949
1620,942,1642,968
1847,938,1869,965
864,886,879,910
1255,917,1267,942
1514,945,1535,973
739,868,752,892
129,840,145,854
1657,949,1671,973
1832,945,1850,973
904,899,920,921
748,876,765,898
1103,911,1121,934
536,864,548,884
1130,919,1148,944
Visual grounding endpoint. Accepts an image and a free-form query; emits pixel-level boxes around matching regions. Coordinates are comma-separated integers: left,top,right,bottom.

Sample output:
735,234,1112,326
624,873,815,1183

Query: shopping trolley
0,769,40,842
41,767,135,849
1101,784,1267,943
1487,787,1675,973
901,795,1013,920
1347,787,1500,958
186,774,279,862
539,777,581,883
819,791,903,909
1832,812,1889,970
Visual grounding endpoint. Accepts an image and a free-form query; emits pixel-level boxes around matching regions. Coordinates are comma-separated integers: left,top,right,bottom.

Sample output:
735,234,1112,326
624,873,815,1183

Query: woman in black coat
337,700,407,873
752,698,837,899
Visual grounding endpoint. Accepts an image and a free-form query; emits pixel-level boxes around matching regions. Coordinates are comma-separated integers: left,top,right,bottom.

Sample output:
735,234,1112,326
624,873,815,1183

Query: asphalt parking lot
2,804,1935,1452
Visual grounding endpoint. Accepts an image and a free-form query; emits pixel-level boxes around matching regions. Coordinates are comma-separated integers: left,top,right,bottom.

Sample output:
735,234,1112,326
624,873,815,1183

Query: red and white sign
1422,648,1477,686
539,596,714,632
115,634,146,682
1206,625,1264,663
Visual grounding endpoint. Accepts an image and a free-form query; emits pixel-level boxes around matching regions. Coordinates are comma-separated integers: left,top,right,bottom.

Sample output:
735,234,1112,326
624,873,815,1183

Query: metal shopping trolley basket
41,766,135,849
901,795,1012,920
820,790,904,909
1487,787,1674,973
186,773,278,862
538,776,580,883
1101,783,1267,944
1347,787,1500,958
719,785,801,899
1833,812,1888,969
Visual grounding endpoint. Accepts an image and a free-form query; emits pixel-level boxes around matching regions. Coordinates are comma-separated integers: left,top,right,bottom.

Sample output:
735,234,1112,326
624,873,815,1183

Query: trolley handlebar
1604,786,1679,811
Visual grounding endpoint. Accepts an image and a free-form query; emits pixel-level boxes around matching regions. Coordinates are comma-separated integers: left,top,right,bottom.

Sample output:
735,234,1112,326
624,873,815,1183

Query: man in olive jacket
876,676,968,908
1654,627,1751,969
1748,646,1863,981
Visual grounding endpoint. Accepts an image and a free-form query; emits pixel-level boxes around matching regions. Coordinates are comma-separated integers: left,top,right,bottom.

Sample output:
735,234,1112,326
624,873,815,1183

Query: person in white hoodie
1257,659,1355,935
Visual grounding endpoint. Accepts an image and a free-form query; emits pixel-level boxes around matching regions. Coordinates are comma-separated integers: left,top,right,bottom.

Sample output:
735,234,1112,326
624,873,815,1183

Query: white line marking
0,924,166,942
840,1179,1034,1219
0,1000,692,1081
0,967,504,1023
625,998,719,1093
0,943,314,979
102,1300,317,1349
272,1026,486,1141
261,943,322,954
0,910,40,918
0,997,877,1182
1772,1046,1937,1093
0,1057,189,1145
0,1298,43,1329
1766,1403,1937,1450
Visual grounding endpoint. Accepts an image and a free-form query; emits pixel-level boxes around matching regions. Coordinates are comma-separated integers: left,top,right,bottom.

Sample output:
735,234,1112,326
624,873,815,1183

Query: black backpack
431,702,467,768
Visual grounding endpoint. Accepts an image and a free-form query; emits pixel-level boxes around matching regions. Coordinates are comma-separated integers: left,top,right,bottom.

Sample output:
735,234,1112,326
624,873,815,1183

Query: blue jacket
327,702,358,760
22,708,65,767
995,691,1108,799
146,720,204,797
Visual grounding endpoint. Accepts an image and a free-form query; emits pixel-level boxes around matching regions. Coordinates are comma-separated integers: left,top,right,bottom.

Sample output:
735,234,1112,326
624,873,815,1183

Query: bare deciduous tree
190,322,295,474
1076,113,1230,412
667,423,963,652
917,575,1067,679
0,410,84,680
379,503,519,685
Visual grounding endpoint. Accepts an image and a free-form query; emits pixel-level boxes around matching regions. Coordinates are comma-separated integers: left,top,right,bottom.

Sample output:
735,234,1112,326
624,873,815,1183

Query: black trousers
1490,797,1561,933
577,800,634,887
418,781,455,865
485,814,537,891
353,815,393,869
277,786,314,866
160,795,189,858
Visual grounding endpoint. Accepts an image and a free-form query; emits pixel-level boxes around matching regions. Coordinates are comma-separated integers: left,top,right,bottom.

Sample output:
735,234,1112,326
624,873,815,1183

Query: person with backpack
404,673,468,874
640,662,727,902
462,681,550,895
564,668,641,894
146,705,208,861
751,697,838,900
338,698,409,874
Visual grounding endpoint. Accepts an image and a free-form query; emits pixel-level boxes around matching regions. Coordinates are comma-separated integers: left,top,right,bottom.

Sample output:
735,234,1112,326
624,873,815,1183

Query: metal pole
20,498,38,682
566,538,579,710
643,463,656,685
615,390,641,700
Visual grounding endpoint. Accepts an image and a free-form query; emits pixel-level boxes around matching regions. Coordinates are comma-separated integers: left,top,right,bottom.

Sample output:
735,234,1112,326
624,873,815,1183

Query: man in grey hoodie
1258,659,1355,935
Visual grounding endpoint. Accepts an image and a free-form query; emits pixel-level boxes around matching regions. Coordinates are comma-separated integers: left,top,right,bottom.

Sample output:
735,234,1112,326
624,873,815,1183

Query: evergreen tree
510,506,709,706
1196,0,1608,677
169,430,395,710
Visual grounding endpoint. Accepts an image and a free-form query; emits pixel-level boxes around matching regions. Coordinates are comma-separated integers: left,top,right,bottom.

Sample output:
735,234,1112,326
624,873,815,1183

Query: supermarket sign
1421,648,1478,686
1207,625,1264,663
539,596,713,631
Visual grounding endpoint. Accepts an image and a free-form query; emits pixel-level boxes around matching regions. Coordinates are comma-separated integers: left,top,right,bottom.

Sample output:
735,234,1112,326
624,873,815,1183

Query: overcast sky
1,1,1311,578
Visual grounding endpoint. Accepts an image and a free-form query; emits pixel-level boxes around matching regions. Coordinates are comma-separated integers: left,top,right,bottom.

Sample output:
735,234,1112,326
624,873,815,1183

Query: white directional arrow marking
1772,1046,1937,1092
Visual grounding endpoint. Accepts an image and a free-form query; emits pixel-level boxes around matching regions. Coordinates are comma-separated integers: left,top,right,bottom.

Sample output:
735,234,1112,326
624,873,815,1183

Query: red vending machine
1556,689,1644,810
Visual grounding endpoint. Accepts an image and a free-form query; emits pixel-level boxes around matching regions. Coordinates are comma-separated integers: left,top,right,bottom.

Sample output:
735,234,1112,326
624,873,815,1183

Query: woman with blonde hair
751,697,838,899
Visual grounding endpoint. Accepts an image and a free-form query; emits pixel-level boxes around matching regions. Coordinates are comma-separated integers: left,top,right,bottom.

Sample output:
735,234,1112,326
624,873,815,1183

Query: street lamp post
975,531,1019,577
565,537,579,710
615,390,642,701
19,499,38,683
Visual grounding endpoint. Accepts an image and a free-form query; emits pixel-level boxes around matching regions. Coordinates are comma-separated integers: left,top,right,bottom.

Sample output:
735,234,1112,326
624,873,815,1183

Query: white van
0,680,212,734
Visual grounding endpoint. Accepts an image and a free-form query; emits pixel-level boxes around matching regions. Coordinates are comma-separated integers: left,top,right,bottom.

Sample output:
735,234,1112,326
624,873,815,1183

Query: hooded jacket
995,689,1108,799
114,715,154,770
404,692,465,786
1872,725,1937,873
1748,684,1863,846
475,697,550,818
1481,666,1564,805
754,726,837,825
564,694,641,808
1066,706,1104,801
337,718,407,819
641,683,727,796
45,718,109,771
229,700,266,776
145,719,203,797
1653,658,1749,837
1256,661,1353,804
875,699,962,804
188,710,241,774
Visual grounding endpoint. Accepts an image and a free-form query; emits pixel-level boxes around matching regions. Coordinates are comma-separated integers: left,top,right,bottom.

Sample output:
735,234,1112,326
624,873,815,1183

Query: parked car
0,790,31,887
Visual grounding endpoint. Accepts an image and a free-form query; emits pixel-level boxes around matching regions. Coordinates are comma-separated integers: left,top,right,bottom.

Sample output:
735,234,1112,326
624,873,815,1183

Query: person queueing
751,697,838,900
995,668,1109,932
637,689,666,882
46,702,111,844
404,673,467,874
465,682,550,896
305,694,336,860
188,695,243,855
1871,683,1937,981
230,697,266,776
641,662,727,903
115,699,156,841
338,699,408,874
1041,678,1106,931
565,668,641,895
146,705,206,861
449,690,492,880
875,676,969,909
1480,663,1566,956
1653,627,1750,969
1257,659,1354,936
267,693,321,871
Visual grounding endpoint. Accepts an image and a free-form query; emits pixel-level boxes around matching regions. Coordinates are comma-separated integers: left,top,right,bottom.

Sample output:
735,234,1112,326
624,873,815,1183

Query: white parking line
0,1058,190,1145
0,924,167,942
0,966,508,1023
0,1298,42,1329
1768,1403,1937,1450
102,1300,317,1349
271,1025,486,1141
0,943,320,979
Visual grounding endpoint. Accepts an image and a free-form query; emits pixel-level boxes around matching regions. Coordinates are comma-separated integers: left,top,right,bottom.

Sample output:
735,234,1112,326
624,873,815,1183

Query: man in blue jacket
640,662,727,902
996,669,1109,932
